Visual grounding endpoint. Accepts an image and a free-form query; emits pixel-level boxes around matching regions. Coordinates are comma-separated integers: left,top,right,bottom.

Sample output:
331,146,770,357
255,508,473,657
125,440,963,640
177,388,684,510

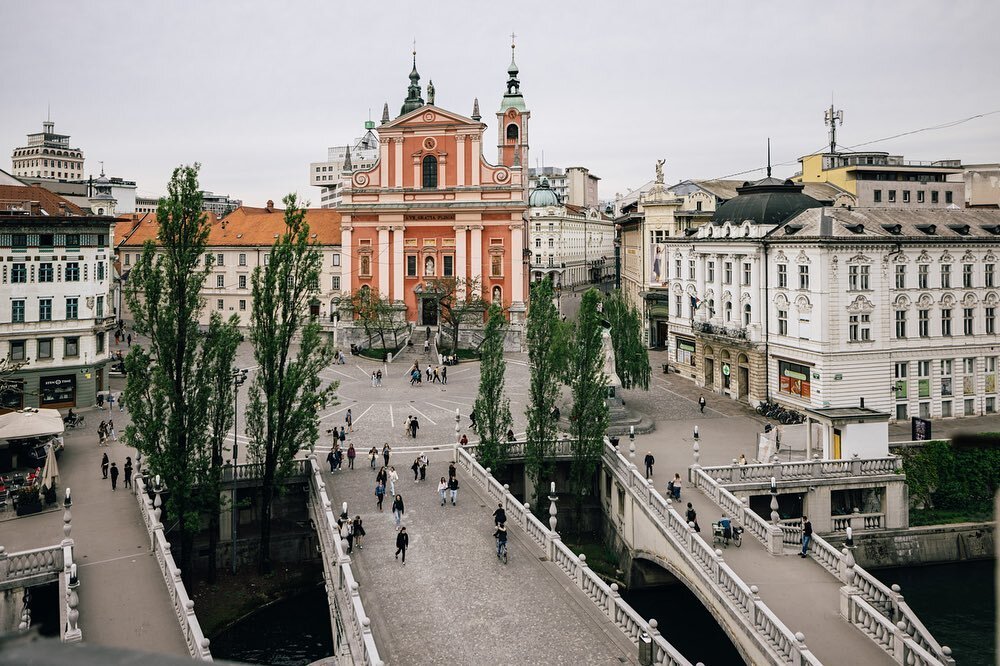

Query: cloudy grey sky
3,0,999,206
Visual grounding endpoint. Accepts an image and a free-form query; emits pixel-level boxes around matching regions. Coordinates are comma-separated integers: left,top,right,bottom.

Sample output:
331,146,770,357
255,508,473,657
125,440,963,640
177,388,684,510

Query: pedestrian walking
352,516,366,549
432,367,440,383
346,408,353,432
459,434,468,446
108,419,117,441
423,339,429,353
371,371,377,387
369,446,378,469
98,421,107,447
448,476,459,506
644,451,655,479
685,502,700,532
376,466,388,488
109,462,119,491
127,333,132,347
469,410,477,430
347,444,356,469
101,452,109,479
339,427,347,447
388,466,398,496
419,453,428,480
382,443,391,467
698,395,706,413
411,457,420,482
375,481,386,511
97,393,105,410
668,473,682,501
409,416,419,439
425,365,433,382
333,446,343,471
395,526,409,564
448,462,457,480
327,450,336,472
392,494,405,526
438,477,448,506
800,516,813,557
441,365,447,384
118,394,125,412
106,392,115,411
405,415,413,437
124,457,133,489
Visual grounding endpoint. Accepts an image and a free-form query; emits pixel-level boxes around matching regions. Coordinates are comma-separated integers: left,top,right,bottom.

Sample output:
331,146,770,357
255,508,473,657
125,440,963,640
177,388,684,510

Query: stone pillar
713,253,724,323
456,136,466,186
392,226,405,302
393,138,403,188
377,227,390,296
695,253,706,314
510,223,525,307
805,416,813,459
412,155,421,189
379,137,390,186
470,137,481,186
750,256,760,333
470,225,483,288
438,155,447,190
341,225,353,296
455,225,468,297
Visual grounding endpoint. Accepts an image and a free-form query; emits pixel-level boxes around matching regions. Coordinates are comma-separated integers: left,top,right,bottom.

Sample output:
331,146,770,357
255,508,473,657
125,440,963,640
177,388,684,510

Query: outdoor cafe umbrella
41,442,59,492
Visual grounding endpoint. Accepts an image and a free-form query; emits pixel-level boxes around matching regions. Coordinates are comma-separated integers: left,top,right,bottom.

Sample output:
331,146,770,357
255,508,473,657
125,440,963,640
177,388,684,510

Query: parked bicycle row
754,400,805,425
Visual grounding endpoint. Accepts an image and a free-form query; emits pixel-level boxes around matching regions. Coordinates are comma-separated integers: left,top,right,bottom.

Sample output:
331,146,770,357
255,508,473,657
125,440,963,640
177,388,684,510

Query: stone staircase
392,326,437,366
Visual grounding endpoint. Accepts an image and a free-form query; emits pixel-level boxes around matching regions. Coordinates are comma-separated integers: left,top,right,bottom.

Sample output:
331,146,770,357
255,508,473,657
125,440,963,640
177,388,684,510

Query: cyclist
494,522,508,559
492,503,506,527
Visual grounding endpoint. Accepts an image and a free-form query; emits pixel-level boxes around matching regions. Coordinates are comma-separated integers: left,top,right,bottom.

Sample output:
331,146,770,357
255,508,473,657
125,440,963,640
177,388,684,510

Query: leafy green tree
349,287,402,354
427,276,485,355
603,290,650,390
473,303,512,474
567,289,610,527
123,164,240,587
524,279,566,509
245,194,338,574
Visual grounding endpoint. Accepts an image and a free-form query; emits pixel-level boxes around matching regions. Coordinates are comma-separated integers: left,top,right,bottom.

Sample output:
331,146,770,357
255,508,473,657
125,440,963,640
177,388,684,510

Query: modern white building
310,122,380,208
657,175,1000,423
128,190,241,217
0,184,116,409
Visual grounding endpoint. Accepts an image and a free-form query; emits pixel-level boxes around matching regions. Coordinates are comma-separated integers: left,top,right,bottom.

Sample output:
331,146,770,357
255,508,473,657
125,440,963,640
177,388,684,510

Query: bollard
638,631,653,666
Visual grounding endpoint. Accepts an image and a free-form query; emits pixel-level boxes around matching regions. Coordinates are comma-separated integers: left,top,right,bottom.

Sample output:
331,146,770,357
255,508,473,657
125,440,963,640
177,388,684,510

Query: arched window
743,303,751,326
422,155,438,189
506,123,519,141
725,301,733,322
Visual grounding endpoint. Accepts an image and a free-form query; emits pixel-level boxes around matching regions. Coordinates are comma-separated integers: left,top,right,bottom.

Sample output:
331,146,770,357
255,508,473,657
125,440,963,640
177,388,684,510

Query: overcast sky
3,0,999,206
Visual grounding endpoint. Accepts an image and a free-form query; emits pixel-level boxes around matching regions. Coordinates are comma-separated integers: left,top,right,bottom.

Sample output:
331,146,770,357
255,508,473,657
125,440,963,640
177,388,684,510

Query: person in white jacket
437,477,448,506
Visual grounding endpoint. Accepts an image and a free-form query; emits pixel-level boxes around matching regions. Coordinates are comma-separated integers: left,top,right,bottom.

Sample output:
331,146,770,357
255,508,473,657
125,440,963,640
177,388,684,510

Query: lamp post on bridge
231,368,248,575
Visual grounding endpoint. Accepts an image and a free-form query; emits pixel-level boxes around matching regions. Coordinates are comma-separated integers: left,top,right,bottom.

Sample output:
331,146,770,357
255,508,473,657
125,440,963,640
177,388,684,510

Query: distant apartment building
957,163,1000,208
310,123,380,208
129,191,241,217
0,183,116,410
116,201,343,327
10,120,85,181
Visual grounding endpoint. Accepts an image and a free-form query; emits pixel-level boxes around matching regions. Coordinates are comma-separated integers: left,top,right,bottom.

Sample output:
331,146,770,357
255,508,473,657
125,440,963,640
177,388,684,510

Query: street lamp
231,368,249,575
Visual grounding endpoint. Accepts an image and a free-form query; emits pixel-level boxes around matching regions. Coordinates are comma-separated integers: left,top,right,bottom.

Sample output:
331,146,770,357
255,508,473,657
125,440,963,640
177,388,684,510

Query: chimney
859,397,865,409
266,199,274,212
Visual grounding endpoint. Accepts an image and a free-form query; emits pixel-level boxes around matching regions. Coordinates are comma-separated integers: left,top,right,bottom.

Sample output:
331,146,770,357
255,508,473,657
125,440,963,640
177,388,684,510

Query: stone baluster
522,502,530,533
578,553,588,590
65,567,82,642
0,546,7,583
850,452,862,476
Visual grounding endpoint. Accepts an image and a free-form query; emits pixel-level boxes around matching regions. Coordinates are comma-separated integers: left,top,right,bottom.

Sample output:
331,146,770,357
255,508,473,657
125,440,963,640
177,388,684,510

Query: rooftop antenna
99,160,105,176
825,101,844,154
767,138,772,178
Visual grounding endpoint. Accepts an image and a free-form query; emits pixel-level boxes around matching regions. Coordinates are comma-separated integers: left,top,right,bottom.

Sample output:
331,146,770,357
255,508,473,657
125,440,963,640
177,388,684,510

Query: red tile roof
0,184,86,216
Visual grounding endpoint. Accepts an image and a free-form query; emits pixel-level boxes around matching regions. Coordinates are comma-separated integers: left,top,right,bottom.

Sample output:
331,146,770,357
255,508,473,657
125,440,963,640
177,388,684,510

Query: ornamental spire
381,102,390,124
399,43,425,116
471,97,481,121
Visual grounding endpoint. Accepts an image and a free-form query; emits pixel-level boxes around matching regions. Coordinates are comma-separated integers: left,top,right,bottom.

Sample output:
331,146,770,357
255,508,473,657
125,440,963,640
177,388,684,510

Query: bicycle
496,537,508,564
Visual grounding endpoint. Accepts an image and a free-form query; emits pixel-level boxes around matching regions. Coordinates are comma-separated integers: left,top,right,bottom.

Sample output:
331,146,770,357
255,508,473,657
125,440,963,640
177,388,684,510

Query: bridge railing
698,456,903,483
221,459,310,483
305,455,384,666
133,473,213,661
689,466,784,554
454,445,693,666
0,544,64,586
604,441,821,666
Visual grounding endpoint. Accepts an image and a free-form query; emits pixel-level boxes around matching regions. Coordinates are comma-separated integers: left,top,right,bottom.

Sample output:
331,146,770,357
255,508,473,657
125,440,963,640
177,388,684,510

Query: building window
888,190,896,203
65,234,80,250
422,155,438,188
895,264,905,289
742,263,751,286
940,264,951,289
895,310,906,338
964,398,975,415
941,359,953,397
724,301,733,322
97,261,105,281
849,313,871,341
963,308,974,335
688,260,695,280
64,337,79,357
873,189,882,203
918,309,929,337
932,191,939,204
918,191,926,204
986,264,995,288
549,238,555,249
963,264,974,288
490,255,502,278
11,264,26,284
443,255,454,277
896,404,908,420
406,255,417,277
66,262,80,282
848,264,870,290
798,265,809,290
777,310,788,335
723,262,732,284
215,253,224,266
239,253,247,266
743,303,751,326
778,360,811,398
239,275,247,289
894,362,908,400
707,261,715,282
987,307,996,335
918,264,929,289
37,338,52,359
11,300,25,323
239,299,247,311
217,299,224,310
39,263,53,282
66,298,78,320
10,340,25,362
903,191,911,204
332,275,341,290
38,298,52,322
124,254,131,267
941,400,952,417
535,238,541,248
96,332,105,353
946,191,953,205
506,123,519,141
675,295,682,316
941,308,952,336
96,296,104,319
216,274,225,288
777,264,787,288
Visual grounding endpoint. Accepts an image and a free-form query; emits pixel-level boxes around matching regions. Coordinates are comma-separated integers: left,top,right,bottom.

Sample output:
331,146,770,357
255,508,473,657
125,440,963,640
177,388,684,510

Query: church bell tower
496,36,529,186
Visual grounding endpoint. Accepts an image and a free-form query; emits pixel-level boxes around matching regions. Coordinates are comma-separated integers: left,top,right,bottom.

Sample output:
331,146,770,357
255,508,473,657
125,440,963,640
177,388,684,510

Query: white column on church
392,226,405,301
438,156,447,189
393,138,403,188
470,225,483,290
470,137,481,186
456,136,466,187
379,138,390,185
377,226,390,296
455,225,467,298
341,225,353,296
509,223,525,305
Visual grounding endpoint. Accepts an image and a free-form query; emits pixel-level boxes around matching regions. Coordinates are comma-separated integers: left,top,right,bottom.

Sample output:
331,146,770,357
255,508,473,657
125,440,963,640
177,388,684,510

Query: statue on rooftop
655,159,666,184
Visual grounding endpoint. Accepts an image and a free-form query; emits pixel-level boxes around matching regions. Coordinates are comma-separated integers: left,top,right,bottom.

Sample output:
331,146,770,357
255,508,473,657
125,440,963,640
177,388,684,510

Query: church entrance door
420,297,438,327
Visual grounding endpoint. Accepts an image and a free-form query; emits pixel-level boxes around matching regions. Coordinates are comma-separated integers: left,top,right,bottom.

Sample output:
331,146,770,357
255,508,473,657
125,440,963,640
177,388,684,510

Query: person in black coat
101,452,109,479
109,462,120,491
124,457,133,489
644,452,655,479
395,527,409,564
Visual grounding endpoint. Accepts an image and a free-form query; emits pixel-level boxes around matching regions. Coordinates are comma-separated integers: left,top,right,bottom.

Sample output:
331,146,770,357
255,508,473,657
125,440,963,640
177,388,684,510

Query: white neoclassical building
659,175,1000,423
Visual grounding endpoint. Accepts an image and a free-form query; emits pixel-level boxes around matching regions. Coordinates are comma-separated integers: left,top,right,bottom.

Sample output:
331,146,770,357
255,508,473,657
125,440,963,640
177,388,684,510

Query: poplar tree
245,194,337,574
524,279,566,509
568,289,610,525
124,164,240,587
473,303,512,474
603,290,651,390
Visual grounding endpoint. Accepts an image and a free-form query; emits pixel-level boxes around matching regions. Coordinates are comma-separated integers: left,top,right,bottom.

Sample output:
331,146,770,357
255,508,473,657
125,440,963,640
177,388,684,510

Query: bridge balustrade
699,456,902,484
